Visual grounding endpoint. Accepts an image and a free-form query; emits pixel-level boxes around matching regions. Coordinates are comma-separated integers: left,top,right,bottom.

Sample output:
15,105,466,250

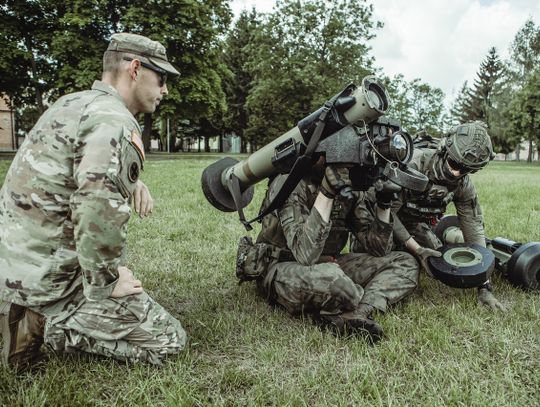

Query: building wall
0,96,15,150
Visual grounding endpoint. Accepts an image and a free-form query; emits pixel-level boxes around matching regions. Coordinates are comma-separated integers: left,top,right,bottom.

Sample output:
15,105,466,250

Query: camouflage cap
107,33,180,76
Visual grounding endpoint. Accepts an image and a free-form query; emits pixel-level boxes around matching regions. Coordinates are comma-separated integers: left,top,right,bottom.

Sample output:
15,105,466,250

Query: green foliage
453,47,504,124
0,0,61,111
450,47,514,153
384,74,446,136
0,157,539,405
509,18,540,82
222,8,261,152
506,68,540,162
502,19,540,161
0,0,231,142
244,0,380,148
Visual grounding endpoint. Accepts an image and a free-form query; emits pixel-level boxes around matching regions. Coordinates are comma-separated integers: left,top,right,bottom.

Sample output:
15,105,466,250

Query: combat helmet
442,121,495,173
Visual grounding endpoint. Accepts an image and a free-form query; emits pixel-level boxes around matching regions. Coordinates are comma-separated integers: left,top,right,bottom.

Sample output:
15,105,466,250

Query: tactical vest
257,178,354,258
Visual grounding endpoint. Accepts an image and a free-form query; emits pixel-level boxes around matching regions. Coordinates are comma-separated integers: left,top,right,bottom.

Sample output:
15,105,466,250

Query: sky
230,0,540,106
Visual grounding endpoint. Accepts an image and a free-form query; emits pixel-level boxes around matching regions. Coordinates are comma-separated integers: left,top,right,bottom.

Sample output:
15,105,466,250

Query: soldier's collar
91,80,126,105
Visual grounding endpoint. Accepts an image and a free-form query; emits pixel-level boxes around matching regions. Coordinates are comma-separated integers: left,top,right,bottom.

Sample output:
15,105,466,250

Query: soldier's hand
111,266,144,298
320,166,352,199
134,180,154,218
374,179,401,209
415,246,442,276
477,288,507,312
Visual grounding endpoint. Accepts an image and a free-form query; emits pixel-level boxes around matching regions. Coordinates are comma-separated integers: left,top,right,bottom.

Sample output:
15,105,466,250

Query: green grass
1,157,539,406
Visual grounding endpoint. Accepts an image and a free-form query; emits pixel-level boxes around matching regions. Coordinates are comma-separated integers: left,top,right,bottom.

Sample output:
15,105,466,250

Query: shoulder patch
131,129,145,160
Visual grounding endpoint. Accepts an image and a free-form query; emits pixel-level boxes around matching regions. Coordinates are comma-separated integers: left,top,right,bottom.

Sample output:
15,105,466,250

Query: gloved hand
415,246,442,275
374,179,401,209
320,166,352,199
477,288,507,312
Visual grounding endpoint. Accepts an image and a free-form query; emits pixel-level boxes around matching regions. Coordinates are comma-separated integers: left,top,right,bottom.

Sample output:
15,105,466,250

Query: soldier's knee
325,267,363,311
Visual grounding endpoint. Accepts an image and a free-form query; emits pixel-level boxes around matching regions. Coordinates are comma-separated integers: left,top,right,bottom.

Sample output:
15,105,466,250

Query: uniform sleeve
278,182,332,266
454,177,486,247
71,113,143,300
349,191,394,256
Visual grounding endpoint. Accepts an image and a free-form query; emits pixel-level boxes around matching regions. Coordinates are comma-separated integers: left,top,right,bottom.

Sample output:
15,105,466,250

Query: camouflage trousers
258,251,418,315
33,292,186,366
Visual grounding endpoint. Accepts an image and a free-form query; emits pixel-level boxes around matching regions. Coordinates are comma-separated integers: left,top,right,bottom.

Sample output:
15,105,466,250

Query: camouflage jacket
0,81,145,306
393,148,485,246
256,174,394,266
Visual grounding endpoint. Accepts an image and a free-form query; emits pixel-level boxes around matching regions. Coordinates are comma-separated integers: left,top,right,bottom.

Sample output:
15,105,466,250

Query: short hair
102,50,138,78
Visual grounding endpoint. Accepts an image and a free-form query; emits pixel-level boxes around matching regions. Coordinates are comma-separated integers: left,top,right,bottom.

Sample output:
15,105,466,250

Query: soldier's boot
1,302,46,373
317,303,383,342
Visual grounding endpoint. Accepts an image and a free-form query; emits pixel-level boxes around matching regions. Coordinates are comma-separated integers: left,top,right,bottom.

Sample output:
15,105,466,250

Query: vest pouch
236,236,280,282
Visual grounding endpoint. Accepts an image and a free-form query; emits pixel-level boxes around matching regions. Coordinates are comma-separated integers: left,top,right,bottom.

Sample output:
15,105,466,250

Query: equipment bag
236,236,281,282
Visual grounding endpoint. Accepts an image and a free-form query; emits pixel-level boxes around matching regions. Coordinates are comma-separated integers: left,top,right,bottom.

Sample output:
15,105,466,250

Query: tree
509,18,540,82
1,0,232,151
450,47,509,152
488,19,540,158
222,8,260,153
450,81,470,125
457,47,504,124
244,0,381,148
384,74,445,136
507,68,540,162
0,0,64,113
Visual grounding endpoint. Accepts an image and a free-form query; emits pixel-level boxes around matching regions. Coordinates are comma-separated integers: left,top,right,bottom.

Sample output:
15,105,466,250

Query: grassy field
0,157,539,406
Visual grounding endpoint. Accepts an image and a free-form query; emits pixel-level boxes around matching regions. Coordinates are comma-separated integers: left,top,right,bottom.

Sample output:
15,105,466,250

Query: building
0,96,16,151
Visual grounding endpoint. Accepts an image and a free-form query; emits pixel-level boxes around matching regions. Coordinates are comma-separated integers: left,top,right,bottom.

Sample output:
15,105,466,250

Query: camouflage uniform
0,80,185,364
390,147,486,249
255,174,418,315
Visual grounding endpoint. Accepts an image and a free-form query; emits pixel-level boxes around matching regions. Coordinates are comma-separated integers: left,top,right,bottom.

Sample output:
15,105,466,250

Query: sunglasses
123,57,167,87
446,157,475,174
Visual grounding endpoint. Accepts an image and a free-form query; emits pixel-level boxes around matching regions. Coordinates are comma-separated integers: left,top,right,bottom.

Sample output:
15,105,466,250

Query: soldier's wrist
319,183,335,199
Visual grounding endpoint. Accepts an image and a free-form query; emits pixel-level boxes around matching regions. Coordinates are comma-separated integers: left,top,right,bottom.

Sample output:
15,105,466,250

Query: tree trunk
218,134,223,153
528,139,533,162
169,116,177,152
198,137,201,152
26,41,45,114
204,135,210,152
142,114,153,152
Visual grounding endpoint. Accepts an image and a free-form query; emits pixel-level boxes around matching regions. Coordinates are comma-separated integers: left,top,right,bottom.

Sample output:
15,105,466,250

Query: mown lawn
1,157,539,406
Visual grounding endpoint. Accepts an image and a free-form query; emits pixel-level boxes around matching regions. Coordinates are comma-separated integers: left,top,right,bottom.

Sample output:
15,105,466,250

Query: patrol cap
107,33,180,76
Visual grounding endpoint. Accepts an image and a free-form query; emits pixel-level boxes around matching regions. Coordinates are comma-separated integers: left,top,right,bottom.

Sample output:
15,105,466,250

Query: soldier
370,121,505,311
0,33,186,372
238,159,419,340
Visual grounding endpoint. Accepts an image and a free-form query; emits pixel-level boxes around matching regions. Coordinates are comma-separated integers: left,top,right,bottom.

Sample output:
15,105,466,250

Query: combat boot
317,303,383,342
1,302,46,373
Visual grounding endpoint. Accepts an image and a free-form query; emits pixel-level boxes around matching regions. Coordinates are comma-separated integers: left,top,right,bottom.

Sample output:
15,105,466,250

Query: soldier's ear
128,59,141,81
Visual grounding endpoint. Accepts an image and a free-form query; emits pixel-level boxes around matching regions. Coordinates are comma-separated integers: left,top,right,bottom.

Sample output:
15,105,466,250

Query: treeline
1,1,538,158
451,19,540,161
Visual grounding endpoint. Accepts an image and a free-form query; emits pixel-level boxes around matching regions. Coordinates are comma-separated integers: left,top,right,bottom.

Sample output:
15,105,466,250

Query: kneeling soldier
0,33,186,372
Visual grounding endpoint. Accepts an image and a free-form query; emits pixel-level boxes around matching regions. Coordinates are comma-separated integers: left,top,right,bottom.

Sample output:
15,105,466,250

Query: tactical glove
374,179,401,209
320,166,352,199
415,246,442,275
477,287,507,312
